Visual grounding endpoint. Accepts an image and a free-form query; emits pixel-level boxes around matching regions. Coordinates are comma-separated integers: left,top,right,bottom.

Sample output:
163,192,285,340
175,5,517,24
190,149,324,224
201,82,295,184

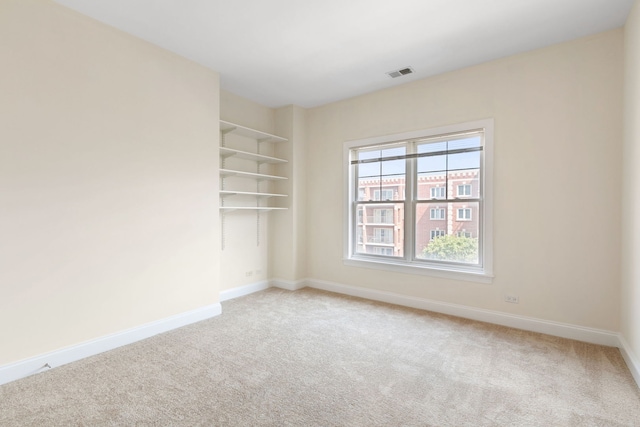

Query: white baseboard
618,335,640,388
220,281,270,301
306,279,620,347
270,278,307,291
0,303,221,386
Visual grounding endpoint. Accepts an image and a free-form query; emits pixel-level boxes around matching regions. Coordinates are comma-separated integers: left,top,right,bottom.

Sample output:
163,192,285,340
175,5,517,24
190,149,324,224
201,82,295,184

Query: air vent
386,67,414,78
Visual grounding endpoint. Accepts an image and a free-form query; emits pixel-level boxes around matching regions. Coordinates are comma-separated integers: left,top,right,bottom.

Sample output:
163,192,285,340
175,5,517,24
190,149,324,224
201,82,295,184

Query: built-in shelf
219,120,289,248
220,120,288,143
220,147,287,164
220,168,287,181
220,190,287,199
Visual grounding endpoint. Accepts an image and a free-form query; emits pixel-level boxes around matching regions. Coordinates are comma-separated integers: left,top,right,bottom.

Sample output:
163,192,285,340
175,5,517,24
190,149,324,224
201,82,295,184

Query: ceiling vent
386,67,414,78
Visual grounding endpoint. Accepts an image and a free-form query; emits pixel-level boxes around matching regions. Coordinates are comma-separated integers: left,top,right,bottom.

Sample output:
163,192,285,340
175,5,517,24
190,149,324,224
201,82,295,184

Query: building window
373,247,394,256
373,228,393,244
457,208,472,221
430,207,445,220
430,229,446,239
345,119,493,281
430,187,446,199
373,208,393,224
373,189,394,201
457,184,471,197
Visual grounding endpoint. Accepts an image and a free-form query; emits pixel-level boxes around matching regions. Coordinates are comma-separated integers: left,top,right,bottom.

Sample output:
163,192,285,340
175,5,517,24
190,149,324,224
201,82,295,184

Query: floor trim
618,335,640,388
305,278,620,347
220,281,270,301
0,303,221,386
270,278,307,291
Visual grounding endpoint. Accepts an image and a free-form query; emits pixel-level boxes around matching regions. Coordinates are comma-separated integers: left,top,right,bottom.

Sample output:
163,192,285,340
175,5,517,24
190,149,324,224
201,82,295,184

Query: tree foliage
423,234,478,263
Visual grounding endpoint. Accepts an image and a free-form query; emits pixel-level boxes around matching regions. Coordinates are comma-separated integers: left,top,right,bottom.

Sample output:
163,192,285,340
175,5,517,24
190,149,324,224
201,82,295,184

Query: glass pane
355,145,406,201
448,151,480,171
355,203,404,258
417,155,447,174
414,202,480,265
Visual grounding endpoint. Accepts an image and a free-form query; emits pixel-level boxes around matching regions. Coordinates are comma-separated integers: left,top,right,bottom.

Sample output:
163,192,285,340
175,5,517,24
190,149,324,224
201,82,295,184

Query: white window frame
343,119,494,283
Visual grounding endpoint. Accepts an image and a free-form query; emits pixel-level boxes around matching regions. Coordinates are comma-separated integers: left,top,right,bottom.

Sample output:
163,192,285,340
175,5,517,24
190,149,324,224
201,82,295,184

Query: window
373,247,394,256
457,184,471,197
373,189,394,201
373,208,393,224
430,229,446,239
430,207,445,220
345,119,493,281
373,228,393,244
457,208,472,221
430,187,446,199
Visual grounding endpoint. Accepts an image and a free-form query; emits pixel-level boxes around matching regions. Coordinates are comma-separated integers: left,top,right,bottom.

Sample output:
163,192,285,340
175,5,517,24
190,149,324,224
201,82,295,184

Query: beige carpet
1,288,639,426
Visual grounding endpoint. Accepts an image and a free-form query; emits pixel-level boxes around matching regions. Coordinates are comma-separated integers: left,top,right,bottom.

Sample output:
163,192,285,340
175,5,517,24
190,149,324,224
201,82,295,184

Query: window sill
343,256,493,284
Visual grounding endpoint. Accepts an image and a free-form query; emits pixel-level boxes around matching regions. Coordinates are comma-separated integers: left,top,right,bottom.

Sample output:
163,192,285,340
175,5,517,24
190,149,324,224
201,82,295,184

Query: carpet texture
1,288,639,426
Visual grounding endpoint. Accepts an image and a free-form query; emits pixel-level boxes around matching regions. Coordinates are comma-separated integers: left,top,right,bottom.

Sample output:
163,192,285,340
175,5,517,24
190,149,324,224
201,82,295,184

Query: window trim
343,119,494,283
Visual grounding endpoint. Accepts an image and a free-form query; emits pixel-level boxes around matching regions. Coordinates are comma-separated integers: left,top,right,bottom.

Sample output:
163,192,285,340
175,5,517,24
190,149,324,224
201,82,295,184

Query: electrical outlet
245,271,253,277
255,269,262,275
504,295,519,304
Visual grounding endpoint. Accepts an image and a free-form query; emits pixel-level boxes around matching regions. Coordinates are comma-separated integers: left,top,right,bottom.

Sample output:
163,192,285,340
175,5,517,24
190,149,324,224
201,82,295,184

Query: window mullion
405,142,415,261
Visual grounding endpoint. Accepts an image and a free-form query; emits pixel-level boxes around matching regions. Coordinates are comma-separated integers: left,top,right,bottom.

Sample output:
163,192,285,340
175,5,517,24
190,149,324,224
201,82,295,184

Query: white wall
0,0,220,366
622,0,640,369
306,30,624,331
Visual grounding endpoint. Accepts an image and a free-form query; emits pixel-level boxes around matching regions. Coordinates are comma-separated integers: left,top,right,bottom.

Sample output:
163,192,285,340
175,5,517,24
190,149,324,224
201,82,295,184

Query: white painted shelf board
220,190,287,199
220,168,287,181
220,120,288,143
220,206,288,212
219,147,287,164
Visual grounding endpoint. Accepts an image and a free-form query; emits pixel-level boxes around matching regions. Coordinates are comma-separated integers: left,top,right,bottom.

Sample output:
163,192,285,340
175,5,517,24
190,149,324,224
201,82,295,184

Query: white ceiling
53,0,634,108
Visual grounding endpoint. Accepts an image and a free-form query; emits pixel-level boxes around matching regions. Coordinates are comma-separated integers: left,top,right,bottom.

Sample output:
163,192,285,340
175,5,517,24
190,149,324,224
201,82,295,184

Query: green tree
423,234,478,263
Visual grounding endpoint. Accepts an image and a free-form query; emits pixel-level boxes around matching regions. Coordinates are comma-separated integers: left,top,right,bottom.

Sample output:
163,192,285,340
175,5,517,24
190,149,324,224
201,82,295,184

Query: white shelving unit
219,120,289,248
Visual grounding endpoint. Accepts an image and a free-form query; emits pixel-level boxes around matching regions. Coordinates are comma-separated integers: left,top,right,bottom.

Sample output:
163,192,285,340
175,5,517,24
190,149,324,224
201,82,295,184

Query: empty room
2,0,640,425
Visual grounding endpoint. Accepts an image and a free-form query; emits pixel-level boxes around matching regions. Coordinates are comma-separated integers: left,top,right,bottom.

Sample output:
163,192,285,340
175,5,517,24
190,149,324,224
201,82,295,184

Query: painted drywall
271,106,308,282
0,0,220,366
306,30,623,331
219,90,278,290
622,0,640,364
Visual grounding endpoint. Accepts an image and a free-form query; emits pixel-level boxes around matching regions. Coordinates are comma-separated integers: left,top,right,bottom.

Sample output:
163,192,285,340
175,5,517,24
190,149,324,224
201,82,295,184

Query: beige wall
271,105,308,282
0,0,220,365
622,1,640,363
306,30,624,331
